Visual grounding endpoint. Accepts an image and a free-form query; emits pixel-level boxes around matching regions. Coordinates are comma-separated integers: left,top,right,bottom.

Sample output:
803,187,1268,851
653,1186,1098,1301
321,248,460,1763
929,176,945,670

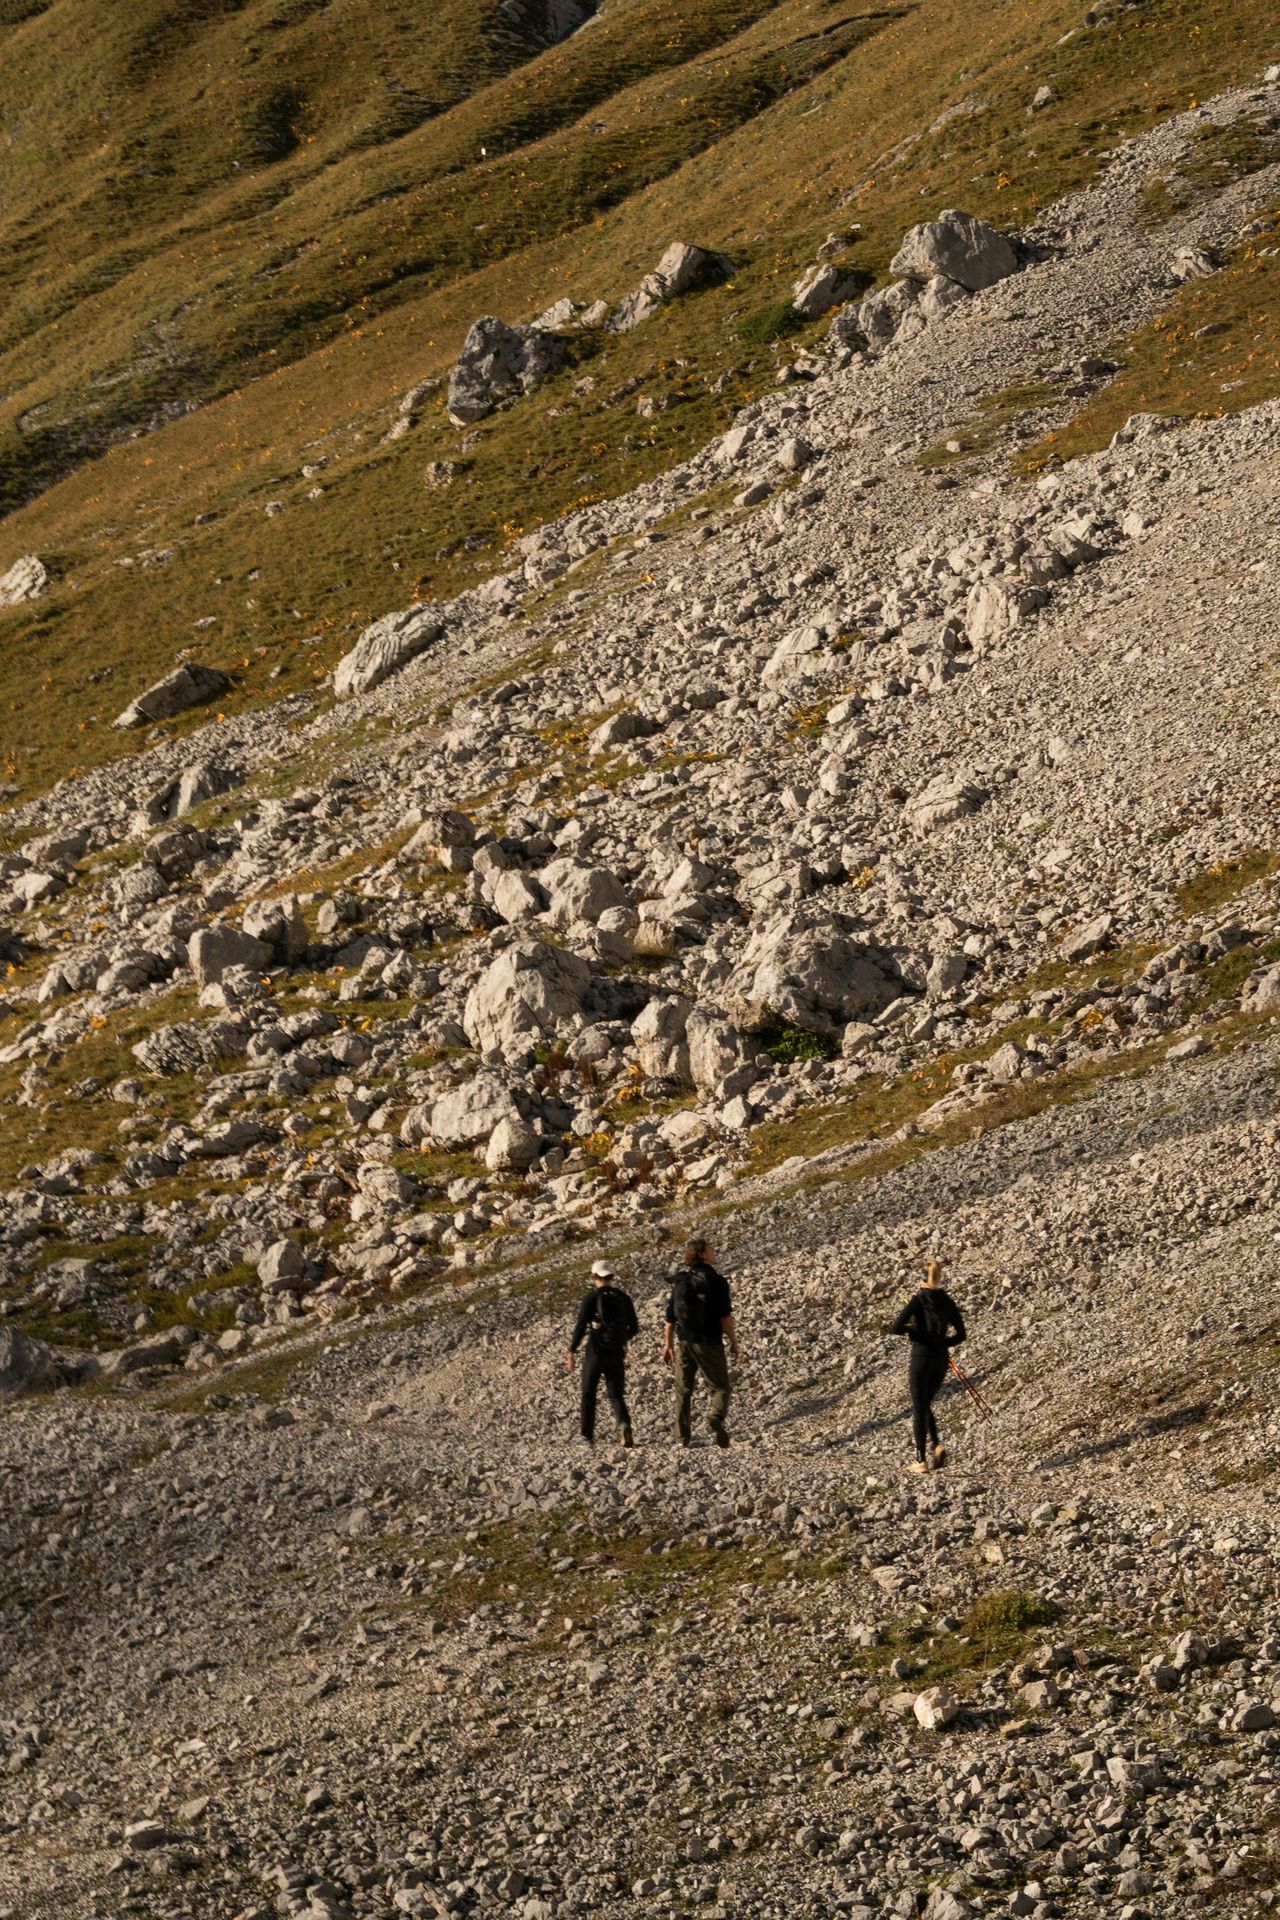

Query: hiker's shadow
766,1365,928,1447
810,1374,974,1450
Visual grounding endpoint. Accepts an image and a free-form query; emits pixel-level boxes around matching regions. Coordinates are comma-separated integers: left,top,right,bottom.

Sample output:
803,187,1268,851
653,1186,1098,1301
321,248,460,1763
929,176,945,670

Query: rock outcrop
607,242,736,333
889,207,1019,290
113,662,230,730
0,554,48,607
830,206,1019,359
334,605,443,699
726,918,905,1038
447,317,567,426
0,1327,60,1398
462,940,590,1055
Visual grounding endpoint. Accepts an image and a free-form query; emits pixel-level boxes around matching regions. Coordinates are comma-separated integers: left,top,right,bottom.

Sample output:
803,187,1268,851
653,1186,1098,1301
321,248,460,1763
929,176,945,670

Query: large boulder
725,918,903,1038
913,1683,961,1729
100,1326,197,1377
762,619,841,683
889,208,1018,291
462,939,590,1055
23,826,90,868
905,770,987,833
0,1327,61,1399
0,554,49,608
607,242,736,333
791,262,858,319
485,1113,541,1173
916,272,971,323
114,662,230,730
243,894,309,963
1061,912,1114,962
354,1164,418,1215
447,316,566,425
686,1008,758,1099
853,277,923,354
334,604,443,699
142,758,244,826
1246,963,1280,1012
133,1015,251,1074
588,709,659,753
11,868,66,908
964,575,1048,647
594,903,638,966
426,1071,524,1149
143,826,209,883
188,923,273,987
630,993,692,1083
540,858,629,928
258,1239,307,1293
487,868,548,923
402,807,475,871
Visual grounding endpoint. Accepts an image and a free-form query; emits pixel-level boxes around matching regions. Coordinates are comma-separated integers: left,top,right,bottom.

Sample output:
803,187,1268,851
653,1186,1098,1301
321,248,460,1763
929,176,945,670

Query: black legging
580,1344,631,1441
909,1345,950,1460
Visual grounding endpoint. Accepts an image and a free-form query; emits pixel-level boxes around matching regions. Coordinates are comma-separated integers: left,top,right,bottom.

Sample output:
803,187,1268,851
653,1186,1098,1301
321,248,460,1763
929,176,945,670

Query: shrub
761,1020,838,1065
963,1590,1060,1638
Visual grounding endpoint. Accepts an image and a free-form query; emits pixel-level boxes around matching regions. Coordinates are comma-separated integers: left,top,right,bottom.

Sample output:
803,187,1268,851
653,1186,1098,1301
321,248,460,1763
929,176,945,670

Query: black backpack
916,1290,950,1345
671,1266,716,1340
591,1286,631,1351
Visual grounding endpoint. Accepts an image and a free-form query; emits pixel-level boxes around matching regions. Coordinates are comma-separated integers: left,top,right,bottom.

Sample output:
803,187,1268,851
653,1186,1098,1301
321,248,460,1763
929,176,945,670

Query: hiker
663,1237,738,1448
567,1260,639,1447
889,1259,967,1473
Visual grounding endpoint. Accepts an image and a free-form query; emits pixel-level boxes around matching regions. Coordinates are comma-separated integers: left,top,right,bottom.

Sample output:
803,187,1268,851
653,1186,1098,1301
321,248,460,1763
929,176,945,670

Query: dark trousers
909,1345,950,1459
580,1343,630,1441
674,1338,731,1441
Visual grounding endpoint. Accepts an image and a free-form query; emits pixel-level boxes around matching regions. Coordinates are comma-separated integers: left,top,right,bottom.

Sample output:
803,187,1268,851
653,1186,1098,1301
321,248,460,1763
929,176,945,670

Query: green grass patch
1011,939,1159,1001
1016,207,1280,473
737,297,809,346
1138,111,1280,229
1182,935,1280,1017
869,1589,1063,1693
363,1512,836,1628
918,380,1059,468
1175,847,1280,917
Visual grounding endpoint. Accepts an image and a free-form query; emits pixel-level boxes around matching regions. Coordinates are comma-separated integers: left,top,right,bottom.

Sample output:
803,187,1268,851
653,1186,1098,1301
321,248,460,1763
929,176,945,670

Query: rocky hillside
3,8,1280,1920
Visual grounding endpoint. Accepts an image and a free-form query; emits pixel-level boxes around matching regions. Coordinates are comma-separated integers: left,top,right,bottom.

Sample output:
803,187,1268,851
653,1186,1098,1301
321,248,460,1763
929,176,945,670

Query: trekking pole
949,1357,994,1420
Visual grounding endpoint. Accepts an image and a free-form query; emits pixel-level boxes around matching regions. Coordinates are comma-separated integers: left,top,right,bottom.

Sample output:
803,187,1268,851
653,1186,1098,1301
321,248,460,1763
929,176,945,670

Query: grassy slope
0,0,1277,804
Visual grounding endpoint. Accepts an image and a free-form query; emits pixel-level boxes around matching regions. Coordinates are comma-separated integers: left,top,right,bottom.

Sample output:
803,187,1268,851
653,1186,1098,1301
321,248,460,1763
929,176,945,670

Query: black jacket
570,1284,639,1355
890,1288,966,1350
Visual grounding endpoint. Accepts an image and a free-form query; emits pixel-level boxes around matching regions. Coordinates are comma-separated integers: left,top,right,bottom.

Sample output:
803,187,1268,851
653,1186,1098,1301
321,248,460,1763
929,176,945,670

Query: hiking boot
620,1423,634,1449
712,1425,730,1450
909,1459,929,1474
932,1444,947,1468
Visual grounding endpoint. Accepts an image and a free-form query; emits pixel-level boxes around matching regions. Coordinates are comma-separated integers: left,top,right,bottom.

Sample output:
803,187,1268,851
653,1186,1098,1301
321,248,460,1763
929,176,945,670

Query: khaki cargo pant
674,1338,730,1442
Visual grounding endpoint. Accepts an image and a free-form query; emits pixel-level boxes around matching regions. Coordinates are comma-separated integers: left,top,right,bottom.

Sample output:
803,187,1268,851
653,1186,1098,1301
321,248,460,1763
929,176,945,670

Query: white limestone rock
334,605,443,699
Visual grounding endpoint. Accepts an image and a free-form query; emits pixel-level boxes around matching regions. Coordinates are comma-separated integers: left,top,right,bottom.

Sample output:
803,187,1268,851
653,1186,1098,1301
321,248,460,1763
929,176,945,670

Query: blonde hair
924,1260,944,1286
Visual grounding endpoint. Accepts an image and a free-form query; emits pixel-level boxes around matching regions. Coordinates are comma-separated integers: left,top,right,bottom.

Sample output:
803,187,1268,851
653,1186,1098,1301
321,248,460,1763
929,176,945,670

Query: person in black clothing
567,1260,640,1447
888,1259,966,1472
663,1237,738,1448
